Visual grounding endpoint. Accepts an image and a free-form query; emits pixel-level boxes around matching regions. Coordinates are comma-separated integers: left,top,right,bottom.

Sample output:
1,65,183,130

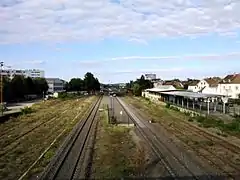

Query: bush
21,107,34,115
165,103,170,108
170,106,180,111
188,118,194,122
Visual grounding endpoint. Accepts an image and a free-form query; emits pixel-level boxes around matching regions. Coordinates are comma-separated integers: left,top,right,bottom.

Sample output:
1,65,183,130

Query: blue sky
0,0,240,83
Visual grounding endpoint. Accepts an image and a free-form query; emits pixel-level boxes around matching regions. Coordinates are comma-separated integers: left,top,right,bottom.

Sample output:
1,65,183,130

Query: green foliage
20,107,34,115
127,75,153,96
169,106,180,111
132,84,141,96
3,76,48,102
67,72,100,93
58,92,81,100
68,78,84,91
191,115,240,134
165,103,170,108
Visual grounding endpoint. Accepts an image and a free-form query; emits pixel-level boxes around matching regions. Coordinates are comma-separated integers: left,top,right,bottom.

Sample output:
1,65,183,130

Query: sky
0,0,240,83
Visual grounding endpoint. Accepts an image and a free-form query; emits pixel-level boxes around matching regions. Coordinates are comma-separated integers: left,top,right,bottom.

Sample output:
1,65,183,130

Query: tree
133,83,141,96
33,78,48,94
128,75,153,96
23,77,35,94
84,72,100,92
94,78,100,91
11,75,25,99
68,78,84,91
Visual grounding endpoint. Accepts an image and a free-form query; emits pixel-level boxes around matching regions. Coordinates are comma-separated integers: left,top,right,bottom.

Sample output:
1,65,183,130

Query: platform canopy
160,91,226,99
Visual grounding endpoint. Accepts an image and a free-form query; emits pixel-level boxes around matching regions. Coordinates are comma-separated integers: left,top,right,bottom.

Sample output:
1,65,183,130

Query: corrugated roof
145,85,176,92
159,91,225,98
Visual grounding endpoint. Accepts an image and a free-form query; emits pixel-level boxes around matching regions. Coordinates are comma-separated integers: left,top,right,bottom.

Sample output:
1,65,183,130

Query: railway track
40,96,102,180
167,121,240,175
0,101,78,157
116,97,212,179
125,98,240,178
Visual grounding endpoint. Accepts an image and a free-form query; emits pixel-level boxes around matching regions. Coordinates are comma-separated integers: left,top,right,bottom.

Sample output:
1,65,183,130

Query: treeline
126,75,153,96
3,76,48,102
65,72,100,93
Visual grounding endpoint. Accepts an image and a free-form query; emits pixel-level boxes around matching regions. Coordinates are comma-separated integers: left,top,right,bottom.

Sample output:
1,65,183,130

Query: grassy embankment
0,96,96,180
124,96,240,137
91,104,146,178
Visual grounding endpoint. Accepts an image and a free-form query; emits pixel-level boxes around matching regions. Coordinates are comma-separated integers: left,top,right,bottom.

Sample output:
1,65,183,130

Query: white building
46,78,65,93
218,73,240,99
0,69,44,79
187,80,200,91
142,85,176,102
188,77,221,94
24,69,45,78
145,73,156,81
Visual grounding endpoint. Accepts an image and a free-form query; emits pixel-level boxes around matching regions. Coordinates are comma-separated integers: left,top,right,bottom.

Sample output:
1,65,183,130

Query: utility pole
0,62,4,116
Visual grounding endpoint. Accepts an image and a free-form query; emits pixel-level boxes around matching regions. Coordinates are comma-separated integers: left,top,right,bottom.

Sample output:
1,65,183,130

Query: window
229,86,231,89
223,86,225,89
236,86,239,91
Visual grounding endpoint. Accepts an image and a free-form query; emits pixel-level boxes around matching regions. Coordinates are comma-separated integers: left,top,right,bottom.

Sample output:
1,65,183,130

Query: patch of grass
20,107,34,115
92,107,140,178
165,103,170,108
124,96,240,137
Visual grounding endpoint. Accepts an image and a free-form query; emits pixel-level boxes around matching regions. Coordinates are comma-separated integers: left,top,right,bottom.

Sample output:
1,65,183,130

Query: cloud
128,38,148,45
22,60,46,64
76,51,240,65
1,0,240,43
96,67,183,75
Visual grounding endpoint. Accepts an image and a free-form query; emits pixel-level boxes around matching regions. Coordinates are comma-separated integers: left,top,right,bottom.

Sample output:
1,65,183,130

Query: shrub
188,118,194,122
165,103,170,108
21,107,34,115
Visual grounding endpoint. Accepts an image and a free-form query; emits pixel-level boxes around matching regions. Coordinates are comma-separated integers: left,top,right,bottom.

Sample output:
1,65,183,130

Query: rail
115,97,211,179
40,96,102,180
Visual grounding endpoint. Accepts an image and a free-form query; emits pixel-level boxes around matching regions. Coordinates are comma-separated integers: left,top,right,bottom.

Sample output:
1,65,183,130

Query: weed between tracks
0,96,97,180
91,105,146,178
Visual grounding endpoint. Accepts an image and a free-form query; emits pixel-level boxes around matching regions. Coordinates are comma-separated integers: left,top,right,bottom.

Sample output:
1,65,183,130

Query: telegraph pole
0,62,4,116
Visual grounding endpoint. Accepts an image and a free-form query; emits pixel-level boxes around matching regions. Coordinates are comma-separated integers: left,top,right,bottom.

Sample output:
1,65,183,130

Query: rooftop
220,73,240,84
204,77,221,87
160,91,225,99
145,85,176,92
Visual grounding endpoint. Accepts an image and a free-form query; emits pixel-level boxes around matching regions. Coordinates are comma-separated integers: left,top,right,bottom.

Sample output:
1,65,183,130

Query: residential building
46,78,65,93
152,79,164,88
163,80,184,89
218,73,240,99
144,73,156,81
186,80,200,91
189,77,221,94
0,69,44,79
